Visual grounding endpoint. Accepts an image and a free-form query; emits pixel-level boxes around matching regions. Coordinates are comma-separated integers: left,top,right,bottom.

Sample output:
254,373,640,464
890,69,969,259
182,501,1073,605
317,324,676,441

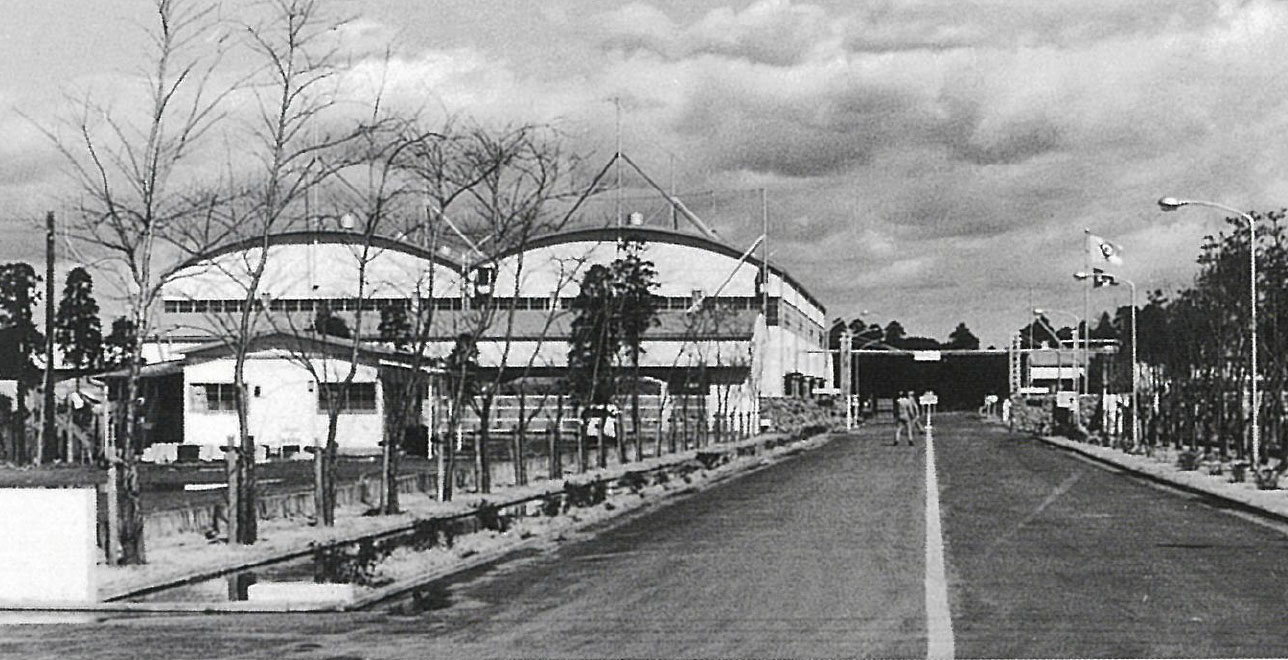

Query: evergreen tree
378,303,411,350
312,302,352,338
55,267,103,371
883,320,907,348
103,317,138,370
0,262,43,464
611,241,660,460
567,264,618,406
946,322,981,350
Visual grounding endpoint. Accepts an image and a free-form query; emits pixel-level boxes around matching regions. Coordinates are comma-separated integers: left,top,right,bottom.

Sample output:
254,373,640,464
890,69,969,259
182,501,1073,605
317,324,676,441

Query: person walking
894,391,918,446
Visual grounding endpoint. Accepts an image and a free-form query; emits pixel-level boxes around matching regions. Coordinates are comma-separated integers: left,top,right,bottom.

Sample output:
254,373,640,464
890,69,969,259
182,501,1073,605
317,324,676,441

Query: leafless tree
35,0,238,564
210,0,375,544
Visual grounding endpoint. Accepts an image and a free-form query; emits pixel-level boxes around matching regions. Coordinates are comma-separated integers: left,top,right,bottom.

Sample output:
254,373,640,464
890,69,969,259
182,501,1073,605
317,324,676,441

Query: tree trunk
476,403,491,494
118,364,146,564
549,394,563,481
514,392,526,487
576,405,587,474
14,375,27,464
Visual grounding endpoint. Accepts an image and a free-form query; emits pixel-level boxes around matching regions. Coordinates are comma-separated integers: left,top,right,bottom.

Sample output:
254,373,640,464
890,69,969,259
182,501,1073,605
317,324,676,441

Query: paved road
939,416,1288,658
6,414,1288,658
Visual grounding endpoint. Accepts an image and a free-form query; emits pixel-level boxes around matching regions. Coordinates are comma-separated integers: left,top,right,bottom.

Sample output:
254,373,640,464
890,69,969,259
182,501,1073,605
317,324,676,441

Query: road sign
919,391,939,406
913,350,942,362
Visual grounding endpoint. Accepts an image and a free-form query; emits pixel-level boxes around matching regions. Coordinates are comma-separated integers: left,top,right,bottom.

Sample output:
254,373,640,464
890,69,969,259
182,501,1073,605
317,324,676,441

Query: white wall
166,242,462,301
0,489,96,603
492,239,765,299
183,352,384,453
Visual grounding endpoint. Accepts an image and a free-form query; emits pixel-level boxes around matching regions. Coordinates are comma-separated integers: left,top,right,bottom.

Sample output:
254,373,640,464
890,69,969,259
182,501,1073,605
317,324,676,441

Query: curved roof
488,226,826,313
177,226,824,313
178,230,465,272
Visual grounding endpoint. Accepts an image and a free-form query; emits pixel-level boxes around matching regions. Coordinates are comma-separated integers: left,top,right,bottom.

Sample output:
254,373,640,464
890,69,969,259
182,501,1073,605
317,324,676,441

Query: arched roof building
154,226,830,399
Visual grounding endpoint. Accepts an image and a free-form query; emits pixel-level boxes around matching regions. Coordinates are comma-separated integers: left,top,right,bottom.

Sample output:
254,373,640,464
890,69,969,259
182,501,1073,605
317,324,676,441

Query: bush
1177,449,1200,471
695,451,726,470
541,493,563,517
564,480,608,508
312,538,392,587
474,500,509,532
1255,467,1280,490
618,471,648,494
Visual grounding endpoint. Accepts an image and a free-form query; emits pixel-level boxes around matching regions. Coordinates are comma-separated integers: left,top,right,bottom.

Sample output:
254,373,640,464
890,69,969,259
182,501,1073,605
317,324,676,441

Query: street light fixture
1075,271,1138,451
1157,197,1262,465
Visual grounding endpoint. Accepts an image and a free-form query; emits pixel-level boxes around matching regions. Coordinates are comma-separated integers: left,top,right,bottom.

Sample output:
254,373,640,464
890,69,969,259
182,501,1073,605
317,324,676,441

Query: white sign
913,351,942,362
0,488,97,603
1056,391,1078,409
919,391,939,406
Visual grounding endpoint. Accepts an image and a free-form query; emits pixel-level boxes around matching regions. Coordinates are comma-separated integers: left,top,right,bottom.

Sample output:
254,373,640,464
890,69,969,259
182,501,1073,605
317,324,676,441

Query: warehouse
145,223,829,453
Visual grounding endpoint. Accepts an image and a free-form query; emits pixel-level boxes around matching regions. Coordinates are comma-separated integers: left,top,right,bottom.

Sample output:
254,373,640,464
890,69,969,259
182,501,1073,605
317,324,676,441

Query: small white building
106,333,437,460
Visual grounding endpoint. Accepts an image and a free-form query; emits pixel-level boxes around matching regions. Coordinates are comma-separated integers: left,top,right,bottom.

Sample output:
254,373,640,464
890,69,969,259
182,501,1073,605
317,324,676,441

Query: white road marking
924,426,955,659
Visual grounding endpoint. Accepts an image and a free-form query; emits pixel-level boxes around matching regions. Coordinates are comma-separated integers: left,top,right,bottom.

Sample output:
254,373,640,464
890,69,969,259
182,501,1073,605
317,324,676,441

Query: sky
4,0,1288,348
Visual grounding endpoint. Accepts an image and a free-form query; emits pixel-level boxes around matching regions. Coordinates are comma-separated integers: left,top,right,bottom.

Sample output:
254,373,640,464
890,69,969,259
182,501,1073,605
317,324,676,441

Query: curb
344,429,837,612
1034,435,1288,528
12,430,836,615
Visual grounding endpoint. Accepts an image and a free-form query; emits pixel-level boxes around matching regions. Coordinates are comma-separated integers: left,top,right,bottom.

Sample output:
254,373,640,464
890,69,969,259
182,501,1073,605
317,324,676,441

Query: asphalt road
6,414,1288,658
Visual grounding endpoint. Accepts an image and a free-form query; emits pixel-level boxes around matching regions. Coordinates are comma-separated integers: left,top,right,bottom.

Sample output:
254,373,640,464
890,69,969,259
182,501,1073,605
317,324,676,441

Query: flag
1089,234,1123,265
1091,267,1117,288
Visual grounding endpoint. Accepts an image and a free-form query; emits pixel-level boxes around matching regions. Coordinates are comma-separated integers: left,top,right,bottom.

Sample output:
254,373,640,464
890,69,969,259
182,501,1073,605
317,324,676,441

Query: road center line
924,426,955,659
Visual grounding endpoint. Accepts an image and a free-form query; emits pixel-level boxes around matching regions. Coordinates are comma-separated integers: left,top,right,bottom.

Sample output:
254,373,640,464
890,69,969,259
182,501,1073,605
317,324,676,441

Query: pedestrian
894,391,918,446
910,390,926,433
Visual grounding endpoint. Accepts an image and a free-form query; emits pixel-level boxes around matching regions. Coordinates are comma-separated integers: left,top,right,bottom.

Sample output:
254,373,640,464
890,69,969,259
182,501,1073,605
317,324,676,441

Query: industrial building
139,224,829,456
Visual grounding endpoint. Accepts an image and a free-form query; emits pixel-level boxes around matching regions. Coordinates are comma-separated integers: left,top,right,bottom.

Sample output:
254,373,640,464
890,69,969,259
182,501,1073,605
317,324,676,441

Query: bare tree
36,0,236,564
448,125,583,494
403,122,581,499
213,0,370,544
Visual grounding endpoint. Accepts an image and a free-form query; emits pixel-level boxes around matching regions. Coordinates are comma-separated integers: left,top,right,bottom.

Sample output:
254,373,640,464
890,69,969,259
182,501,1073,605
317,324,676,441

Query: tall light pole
1075,271,1138,451
1158,197,1261,465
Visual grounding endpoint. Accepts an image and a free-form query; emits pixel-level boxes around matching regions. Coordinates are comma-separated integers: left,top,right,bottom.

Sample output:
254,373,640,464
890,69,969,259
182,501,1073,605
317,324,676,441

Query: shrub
1255,467,1280,490
619,471,648,494
474,500,509,532
541,493,563,517
696,451,725,470
564,480,608,508
312,538,391,587
1177,449,1200,471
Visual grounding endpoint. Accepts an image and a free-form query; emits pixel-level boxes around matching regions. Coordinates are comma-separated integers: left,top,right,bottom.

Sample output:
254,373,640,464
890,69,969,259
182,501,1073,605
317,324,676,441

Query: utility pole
43,211,56,464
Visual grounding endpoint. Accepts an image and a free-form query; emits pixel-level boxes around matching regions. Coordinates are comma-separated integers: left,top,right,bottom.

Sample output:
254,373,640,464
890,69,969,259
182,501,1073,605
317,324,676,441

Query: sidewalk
94,431,835,604
1036,434,1288,524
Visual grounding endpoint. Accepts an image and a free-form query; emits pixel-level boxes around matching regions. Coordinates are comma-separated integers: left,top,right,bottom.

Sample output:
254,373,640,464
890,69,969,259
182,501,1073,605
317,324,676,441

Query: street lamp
1075,271,1138,451
1157,197,1262,465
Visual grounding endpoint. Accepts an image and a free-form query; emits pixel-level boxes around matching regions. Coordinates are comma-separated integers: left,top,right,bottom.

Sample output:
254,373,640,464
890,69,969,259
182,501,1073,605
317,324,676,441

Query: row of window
190,382,378,414
164,299,411,314
165,295,771,314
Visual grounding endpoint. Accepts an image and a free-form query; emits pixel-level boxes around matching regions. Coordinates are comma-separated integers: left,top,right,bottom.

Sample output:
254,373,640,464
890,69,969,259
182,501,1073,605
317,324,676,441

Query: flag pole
1082,228,1091,433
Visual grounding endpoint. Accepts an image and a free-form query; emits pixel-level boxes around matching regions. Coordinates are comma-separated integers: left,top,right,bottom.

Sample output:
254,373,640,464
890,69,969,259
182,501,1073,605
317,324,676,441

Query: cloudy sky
3,0,1288,347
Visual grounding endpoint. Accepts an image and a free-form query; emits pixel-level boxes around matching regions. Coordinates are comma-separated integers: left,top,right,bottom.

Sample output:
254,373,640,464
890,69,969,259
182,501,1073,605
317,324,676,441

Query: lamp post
1075,271,1138,450
1157,197,1261,465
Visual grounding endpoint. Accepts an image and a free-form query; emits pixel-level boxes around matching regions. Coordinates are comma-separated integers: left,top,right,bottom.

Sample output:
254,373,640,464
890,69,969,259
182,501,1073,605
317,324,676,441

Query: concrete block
246,582,355,604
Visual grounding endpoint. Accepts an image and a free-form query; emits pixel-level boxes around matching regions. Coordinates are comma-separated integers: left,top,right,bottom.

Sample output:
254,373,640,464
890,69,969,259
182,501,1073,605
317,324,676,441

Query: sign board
913,351,942,362
919,391,939,406
0,488,97,603
1056,391,1078,409
813,386,841,396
